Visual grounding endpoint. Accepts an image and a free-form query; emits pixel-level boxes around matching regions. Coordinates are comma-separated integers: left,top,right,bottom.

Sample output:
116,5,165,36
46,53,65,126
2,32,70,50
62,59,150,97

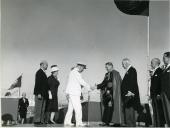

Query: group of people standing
150,52,170,127
33,62,60,125
96,59,142,127
96,52,170,127
32,51,170,127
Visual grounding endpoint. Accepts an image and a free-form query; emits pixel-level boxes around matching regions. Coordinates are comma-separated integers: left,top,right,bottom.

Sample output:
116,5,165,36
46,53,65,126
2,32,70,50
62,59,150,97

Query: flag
114,0,149,16
8,75,22,90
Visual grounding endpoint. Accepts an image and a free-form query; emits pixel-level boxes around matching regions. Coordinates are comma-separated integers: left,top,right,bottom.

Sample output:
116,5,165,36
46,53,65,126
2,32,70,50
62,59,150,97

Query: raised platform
1,98,102,124
3,122,102,127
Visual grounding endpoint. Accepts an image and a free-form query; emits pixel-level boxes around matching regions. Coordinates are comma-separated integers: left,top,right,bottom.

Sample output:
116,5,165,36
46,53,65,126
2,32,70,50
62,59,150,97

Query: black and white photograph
0,0,170,127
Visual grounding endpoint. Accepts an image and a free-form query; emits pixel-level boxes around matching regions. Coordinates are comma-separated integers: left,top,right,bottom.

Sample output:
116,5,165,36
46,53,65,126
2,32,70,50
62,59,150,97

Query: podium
1,98,19,122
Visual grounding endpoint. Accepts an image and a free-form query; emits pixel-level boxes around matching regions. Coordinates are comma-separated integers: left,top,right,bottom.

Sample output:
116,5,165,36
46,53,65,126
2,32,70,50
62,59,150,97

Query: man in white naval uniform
64,63,92,127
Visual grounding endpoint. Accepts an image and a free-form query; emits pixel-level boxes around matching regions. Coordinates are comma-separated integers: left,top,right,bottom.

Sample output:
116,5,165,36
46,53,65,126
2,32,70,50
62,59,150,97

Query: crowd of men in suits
149,52,170,127
32,51,170,127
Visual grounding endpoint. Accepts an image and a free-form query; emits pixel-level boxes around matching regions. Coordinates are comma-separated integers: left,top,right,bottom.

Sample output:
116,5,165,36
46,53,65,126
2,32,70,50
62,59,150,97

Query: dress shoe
49,120,56,124
76,123,87,127
34,122,43,125
111,123,121,127
64,123,75,126
99,123,110,126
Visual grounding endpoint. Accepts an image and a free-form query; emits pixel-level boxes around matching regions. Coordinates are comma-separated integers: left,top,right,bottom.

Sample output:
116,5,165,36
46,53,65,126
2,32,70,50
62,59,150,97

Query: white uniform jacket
65,68,90,96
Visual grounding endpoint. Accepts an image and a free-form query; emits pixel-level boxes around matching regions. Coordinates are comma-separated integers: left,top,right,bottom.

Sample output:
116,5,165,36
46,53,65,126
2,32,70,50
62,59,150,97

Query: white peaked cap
77,62,87,69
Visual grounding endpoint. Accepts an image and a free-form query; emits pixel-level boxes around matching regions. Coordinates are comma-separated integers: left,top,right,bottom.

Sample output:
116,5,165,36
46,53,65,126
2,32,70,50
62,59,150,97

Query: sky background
1,0,169,104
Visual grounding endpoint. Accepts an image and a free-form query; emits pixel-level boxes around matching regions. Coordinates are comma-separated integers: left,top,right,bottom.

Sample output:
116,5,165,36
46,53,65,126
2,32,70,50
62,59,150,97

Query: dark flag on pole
114,0,149,16
8,75,22,90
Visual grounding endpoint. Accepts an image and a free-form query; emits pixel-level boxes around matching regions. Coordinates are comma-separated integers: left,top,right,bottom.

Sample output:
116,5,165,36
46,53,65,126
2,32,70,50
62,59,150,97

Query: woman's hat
51,66,59,72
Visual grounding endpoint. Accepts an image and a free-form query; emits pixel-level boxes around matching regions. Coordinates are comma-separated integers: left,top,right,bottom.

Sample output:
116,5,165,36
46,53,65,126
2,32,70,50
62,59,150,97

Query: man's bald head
122,58,131,69
151,58,161,69
40,60,48,70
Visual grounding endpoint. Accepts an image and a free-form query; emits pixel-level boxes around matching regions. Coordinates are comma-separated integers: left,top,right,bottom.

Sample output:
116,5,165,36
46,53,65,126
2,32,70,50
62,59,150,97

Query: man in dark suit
150,58,165,126
161,52,170,127
33,60,50,125
121,58,141,127
18,92,29,124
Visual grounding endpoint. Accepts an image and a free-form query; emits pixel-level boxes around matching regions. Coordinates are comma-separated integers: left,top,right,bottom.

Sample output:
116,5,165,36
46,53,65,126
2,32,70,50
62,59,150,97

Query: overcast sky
1,0,169,104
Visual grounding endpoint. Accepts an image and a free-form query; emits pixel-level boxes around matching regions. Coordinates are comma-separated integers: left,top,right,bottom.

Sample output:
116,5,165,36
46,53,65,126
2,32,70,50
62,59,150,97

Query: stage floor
2,122,146,127
3,122,104,127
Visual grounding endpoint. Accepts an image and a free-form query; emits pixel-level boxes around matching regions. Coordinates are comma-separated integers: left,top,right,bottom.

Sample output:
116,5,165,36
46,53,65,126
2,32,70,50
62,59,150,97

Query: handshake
125,91,135,97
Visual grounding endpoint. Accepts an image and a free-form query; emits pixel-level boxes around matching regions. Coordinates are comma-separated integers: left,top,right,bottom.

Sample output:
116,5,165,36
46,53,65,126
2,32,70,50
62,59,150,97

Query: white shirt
166,64,170,69
126,65,132,73
41,68,46,75
23,98,26,103
152,66,159,75
65,68,90,96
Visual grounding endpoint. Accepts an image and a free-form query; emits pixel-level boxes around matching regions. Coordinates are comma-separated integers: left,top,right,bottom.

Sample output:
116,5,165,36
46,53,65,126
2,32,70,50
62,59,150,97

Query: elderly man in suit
161,52,170,127
150,58,165,126
64,63,93,127
121,58,141,127
33,60,52,125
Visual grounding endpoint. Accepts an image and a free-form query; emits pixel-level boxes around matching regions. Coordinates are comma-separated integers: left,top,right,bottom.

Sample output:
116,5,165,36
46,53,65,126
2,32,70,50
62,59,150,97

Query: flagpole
18,73,23,98
147,16,154,125
87,91,90,127
147,16,150,97
19,87,20,98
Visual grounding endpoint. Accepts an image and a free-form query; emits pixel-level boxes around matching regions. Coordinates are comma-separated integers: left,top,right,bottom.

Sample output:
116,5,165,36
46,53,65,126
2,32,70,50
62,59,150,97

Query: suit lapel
153,68,159,77
125,67,131,76
163,66,170,73
40,69,47,78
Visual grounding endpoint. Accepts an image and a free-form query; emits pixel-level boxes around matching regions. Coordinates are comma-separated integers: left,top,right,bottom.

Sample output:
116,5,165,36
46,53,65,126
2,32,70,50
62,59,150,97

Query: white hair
151,58,161,66
122,58,131,64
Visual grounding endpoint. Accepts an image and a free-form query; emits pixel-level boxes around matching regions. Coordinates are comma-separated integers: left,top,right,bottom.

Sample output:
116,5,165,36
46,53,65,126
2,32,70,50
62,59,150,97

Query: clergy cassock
161,65,170,126
97,70,124,125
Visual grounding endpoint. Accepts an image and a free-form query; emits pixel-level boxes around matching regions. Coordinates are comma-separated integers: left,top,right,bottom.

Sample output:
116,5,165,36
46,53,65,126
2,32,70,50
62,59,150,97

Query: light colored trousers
64,95,82,125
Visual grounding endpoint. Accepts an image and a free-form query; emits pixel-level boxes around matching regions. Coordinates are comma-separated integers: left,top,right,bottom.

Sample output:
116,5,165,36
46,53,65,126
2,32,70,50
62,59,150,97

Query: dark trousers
124,106,136,127
161,93,170,126
102,106,113,124
19,111,27,123
152,96,165,127
34,96,46,123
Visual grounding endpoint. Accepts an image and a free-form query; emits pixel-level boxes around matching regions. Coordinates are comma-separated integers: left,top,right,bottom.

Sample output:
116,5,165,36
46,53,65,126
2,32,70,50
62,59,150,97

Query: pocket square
167,70,170,72
154,74,158,76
